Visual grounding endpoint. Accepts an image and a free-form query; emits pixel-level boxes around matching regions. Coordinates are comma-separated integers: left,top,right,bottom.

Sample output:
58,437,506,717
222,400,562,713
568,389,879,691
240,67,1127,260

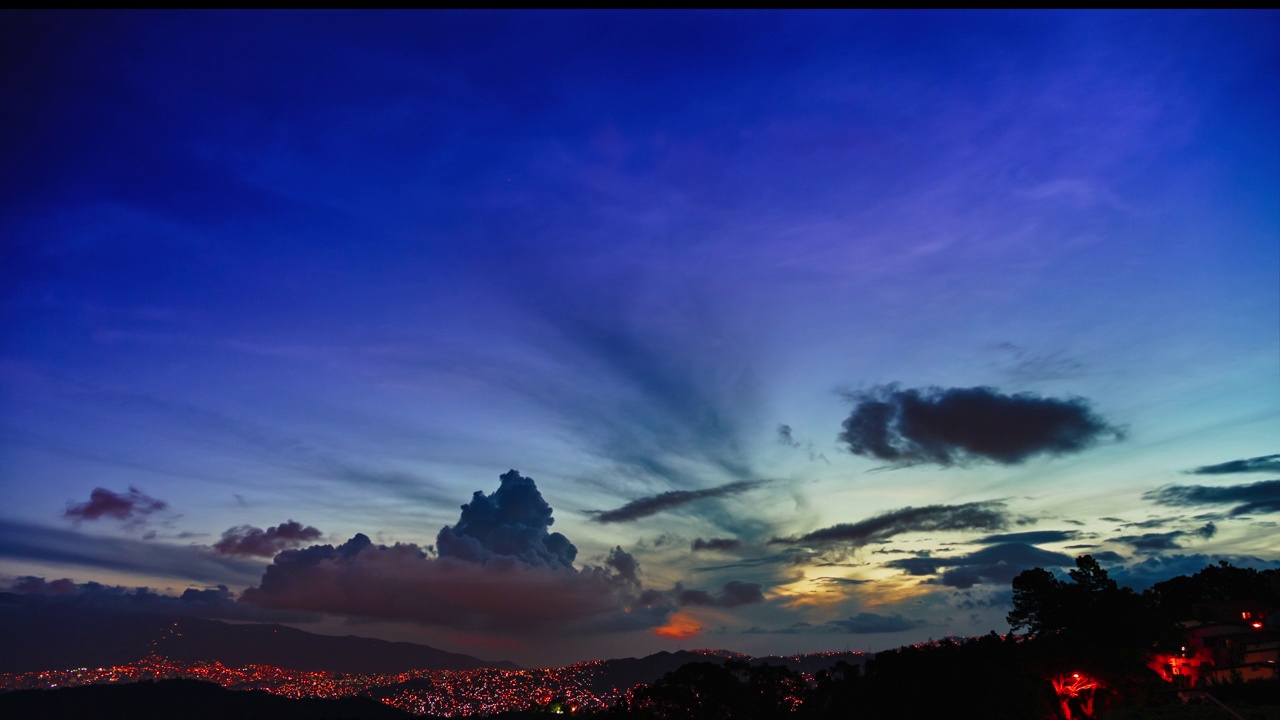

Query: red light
1252,622,1263,629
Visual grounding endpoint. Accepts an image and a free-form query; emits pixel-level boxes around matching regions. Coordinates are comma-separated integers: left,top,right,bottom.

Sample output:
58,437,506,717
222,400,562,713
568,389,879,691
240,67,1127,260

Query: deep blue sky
2,10,1277,666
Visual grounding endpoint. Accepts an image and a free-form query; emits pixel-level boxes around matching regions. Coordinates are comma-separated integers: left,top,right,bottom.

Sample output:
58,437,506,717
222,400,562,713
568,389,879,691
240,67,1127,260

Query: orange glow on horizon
653,612,702,640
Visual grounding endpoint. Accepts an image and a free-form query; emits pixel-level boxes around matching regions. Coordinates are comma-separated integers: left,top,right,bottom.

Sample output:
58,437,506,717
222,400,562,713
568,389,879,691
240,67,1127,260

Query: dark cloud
1112,522,1217,553
975,530,1080,545
838,384,1122,466
885,543,1074,588
691,537,742,553
741,622,814,635
1112,534,1181,552
949,587,1014,611
590,479,766,523
1189,454,1280,475
814,576,870,587
776,502,1009,549
0,518,265,586
777,424,800,448
691,553,803,572
637,579,765,611
884,556,945,576
675,581,766,608
824,612,926,634
212,520,323,558
64,487,168,526
1088,551,1127,564
1119,517,1178,529
4,577,313,622
1111,522,1216,554
437,470,578,568
1144,480,1280,517
741,612,925,635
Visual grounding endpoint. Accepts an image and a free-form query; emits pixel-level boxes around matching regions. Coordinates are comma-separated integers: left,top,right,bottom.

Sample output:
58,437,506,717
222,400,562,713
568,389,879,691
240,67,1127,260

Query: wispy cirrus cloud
589,479,767,523
0,518,264,586
1187,454,1280,475
774,501,1009,549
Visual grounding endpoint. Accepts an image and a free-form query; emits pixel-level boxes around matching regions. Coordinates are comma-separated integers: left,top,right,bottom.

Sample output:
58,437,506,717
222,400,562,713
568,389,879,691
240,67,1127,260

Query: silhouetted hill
0,678,420,720
586,650,868,693
0,606,517,673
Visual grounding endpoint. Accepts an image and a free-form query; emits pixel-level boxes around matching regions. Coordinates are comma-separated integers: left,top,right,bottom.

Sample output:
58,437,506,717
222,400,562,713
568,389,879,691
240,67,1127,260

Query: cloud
241,533,649,634
741,622,814,635
212,520,323,558
988,343,1085,382
1110,522,1216,554
1118,517,1178,529
885,543,1074,588
813,576,870,587
589,479,766,523
777,424,800,448
64,487,168,527
1188,454,1280,475
4,577,312,622
838,384,1122,466
0,518,266,586
691,537,742,552
437,470,578,568
776,501,1009,549
240,471,672,636
676,581,766,608
824,612,926,634
975,530,1080,544
742,612,926,636
1144,480,1280,516
1087,551,1127,564
495,282,760,489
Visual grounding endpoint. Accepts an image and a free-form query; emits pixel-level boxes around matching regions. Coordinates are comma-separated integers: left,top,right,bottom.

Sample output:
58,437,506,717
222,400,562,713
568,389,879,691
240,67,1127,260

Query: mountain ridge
0,605,517,673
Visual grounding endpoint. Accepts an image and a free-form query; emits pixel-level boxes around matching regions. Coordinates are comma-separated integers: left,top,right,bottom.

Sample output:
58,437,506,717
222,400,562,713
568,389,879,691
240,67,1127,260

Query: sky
1,10,1278,668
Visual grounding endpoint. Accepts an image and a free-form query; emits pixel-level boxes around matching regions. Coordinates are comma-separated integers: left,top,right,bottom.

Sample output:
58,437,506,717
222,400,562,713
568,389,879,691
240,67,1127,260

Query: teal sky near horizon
1,10,1277,667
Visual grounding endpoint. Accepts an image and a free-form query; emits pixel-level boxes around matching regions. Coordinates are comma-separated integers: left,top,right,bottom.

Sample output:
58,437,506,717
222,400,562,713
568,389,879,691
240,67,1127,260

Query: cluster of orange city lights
0,655,623,716
0,648,875,716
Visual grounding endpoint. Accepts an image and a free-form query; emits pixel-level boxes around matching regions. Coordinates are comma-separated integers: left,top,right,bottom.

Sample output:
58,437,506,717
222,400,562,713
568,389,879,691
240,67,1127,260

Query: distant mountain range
0,594,867,682
0,606,517,674
0,678,418,720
